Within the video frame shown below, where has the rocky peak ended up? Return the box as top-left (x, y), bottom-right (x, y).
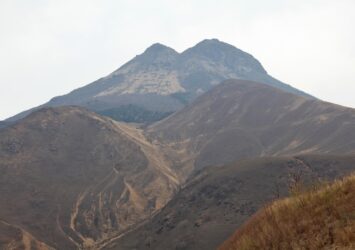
top-left (5, 39), bottom-right (309, 123)
top-left (110, 43), bottom-right (178, 75)
top-left (181, 39), bottom-right (235, 58)
top-left (144, 43), bottom-right (176, 53)
top-left (137, 43), bottom-right (179, 65)
top-left (181, 38), bottom-right (267, 74)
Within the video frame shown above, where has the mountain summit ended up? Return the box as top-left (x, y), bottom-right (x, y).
top-left (124, 43), bottom-right (179, 65)
top-left (6, 39), bottom-right (311, 123)
top-left (181, 38), bottom-right (267, 74)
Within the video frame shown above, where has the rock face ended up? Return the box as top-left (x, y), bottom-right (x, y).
top-left (6, 39), bottom-right (309, 123)
top-left (0, 107), bottom-right (179, 249)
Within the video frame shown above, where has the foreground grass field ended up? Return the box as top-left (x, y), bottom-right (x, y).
top-left (220, 173), bottom-right (355, 250)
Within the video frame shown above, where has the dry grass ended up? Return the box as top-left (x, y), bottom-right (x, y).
top-left (219, 173), bottom-right (355, 250)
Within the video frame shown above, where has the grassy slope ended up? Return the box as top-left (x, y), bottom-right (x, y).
top-left (220, 174), bottom-right (355, 250)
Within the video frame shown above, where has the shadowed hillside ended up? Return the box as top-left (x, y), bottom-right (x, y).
top-left (220, 173), bottom-right (355, 250)
top-left (107, 155), bottom-right (355, 250)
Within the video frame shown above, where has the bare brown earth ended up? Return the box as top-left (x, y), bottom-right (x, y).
top-left (1, 80), bottom-right (355, 249)
top-left (106, 79), bottom-right (355, 249)
top-left (147, 79), bottom-right (355, 178)
top-left (0, 107), bottom-right (179, 249)
top-left (107, 155), bottom-right (355, 250)
top-left (0, 219), bottom-right (54, 250)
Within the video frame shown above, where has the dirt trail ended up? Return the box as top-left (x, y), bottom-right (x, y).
top-left (22, 231), bottom-right (33, 250)
top-left (69, 191), bottom-right (95, 247)
top-left (114, 122), bottom-right (180, 186)
top-left (0, 219), bottom-right (54, 250)
top-left (77, 122), bottom-right (182, 250)
top-left (56, 212), bottom-right (81, 249)
top-left (57, 122), bottom-right (181, 250)
top-left (67, 168), bottom-right (120, 249)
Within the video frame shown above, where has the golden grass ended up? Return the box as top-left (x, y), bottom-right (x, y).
top-left (219, 174), bottom-right (355, 250)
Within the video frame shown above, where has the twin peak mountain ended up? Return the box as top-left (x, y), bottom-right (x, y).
top-left (2, 40), bottom-right (355, 249)
top-left (7, 39), bottom-right (310, 123)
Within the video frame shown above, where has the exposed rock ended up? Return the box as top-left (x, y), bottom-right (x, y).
top-left (6, 39), bottom-right (310, 123)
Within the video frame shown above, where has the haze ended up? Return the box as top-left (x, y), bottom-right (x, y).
top-left (0, 0), bottom-right (354, 120)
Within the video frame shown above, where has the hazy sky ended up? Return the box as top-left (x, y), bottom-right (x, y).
top-left (1, 0), bottom-right (354, 120)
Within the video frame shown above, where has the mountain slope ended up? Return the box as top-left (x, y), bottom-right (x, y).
top-left (0, 122), bottom-right (6, 129)
top-left (219, 173), bottom-right (355, 250)
top-left (107, 155), bottom-right (355, 250)
top-left (6, 39), bottom-right (309, 123)
top-left (0, 107), bottom-right (179, 249)
top-left (147, 79), bottom-right (355, 178)
top-left (2, 79), bottom-right (355, 249)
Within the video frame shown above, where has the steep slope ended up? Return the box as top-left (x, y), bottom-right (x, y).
top-left (6, 39), bottom-right (309, 123)
top-left (220, 173), bottom-right (355, 250)
top-left (107, 155), bottom-right (355, 250)
top-left (178, 39), bottom-right (299, 95)
top-left (0, 107), bottom-right (179, 249)
top-left (148, 79), bottom-right (355, 178)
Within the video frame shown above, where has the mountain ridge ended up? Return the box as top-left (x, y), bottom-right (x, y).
top-left (147, 79), bottom-right (355, 178)
top-left (5, 39), bottom-right (311, 123)
top-left (1, 79), bottom-right (355, 249)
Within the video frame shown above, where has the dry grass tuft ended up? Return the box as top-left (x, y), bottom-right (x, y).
top-left (219, 174), bottom-right (355, 250)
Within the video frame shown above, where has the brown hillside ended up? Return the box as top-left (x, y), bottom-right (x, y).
top-left (2, 79), bottom-right (355, 249)
top-left (108, 155), bottom-right (355, 250)
top-left (148, 79), bottom-right (355, 178)
top-left (0, 107), bottom-right (179, 249)
top-left (220, 173), bottom-right (355, 250)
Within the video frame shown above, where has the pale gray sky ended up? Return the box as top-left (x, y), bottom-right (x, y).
top-left (1, 0), bottom-right (354, 120)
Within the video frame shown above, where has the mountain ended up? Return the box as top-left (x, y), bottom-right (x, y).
top-left (1, 78), bottom-right (355, 249)
top-left (219, 172), bottom-right (355, 250)
top-left (107, 155), bottom-right (355, 250)
top-left (6, 39), bottom-right (310, 123)
top-left (0, 121), bottom-right (8, 129)
top-left (0, 107), bottom-right (179, 249)
top-left (108, 79), bottom-right (355, 249)
top-left (147, 79), bottom-right (355, 178)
